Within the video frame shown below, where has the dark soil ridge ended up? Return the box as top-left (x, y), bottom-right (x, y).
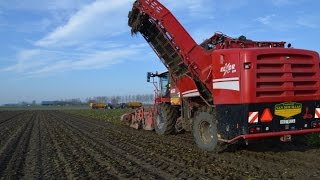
top-left (0, 110), bottom-right (319, 179)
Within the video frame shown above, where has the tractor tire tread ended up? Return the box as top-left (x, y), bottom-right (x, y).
top-left (156, 104), bottom-right (178, 135)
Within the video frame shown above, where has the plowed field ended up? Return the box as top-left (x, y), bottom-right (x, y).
top-left (0, 110), bottom-right (320, 179)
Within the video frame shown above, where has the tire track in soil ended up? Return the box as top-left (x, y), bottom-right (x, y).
top-left (248, 146), bottom-right (320, 178)
top-left (22, 112), bottom-right (44, 179)
top-left (39, 112), bottom-right (68, 179)
top-left (0, 111), bottom-right (25, 125)
top-left (43, 115), bottom-right (79, 180)
top-left (0, 110), bottom-right (319, 179)
top-left (60, 111), bottom-right (320, 179)
top-left (53, 112), bottom-right (196, 178)
top-left (22, 111), bottom-right (66, 179)
top-left (78, 112), bottom-right (244, 178)
top-left (57, 112), bottom-right (249, 178)
top-left (49, 112), bottom-right (167, 179)
top-left (223, 140), bottom-right (320, 178)
top-left (45, 112), bottom-right (121, 179)
top-left (55, 112), bottom-right (240, 179)
top-left (0, 112), bottom-right (35, 179)
top-left (0, 112), bottom-right (28, 148)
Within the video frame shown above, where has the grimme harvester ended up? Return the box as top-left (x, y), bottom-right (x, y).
top-left (122, 0), bottom-right (320, 151)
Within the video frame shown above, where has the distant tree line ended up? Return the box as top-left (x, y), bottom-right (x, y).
top-left (41, 98), bottom-right (83, 106)
top-left (2, 94), bottom-right (155, 107)
top-left (86, 94), bottom-right (154, 105)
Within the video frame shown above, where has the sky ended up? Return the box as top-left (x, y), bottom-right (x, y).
top-left (0, 0), bottom-right (319, 104)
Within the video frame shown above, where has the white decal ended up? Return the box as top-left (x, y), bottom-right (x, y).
top-left (212, 77), bottom-right (240, 91)
top-left (182, 89), bottom-right (200, 97)
top-left (220, 63), bottom-right (236, 76)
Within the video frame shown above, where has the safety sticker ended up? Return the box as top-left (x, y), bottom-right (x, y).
top-left (260, 108), bottom-right (273, 122)
top-left (248, 112), bottom-right (259, 124)
top-left (315, 108), bottom-right (320, 119)
top-left (275, 102), bottom-right (302, 118)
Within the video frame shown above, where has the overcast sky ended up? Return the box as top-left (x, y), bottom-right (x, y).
top-left (0, 0), bottom-right (319, 104)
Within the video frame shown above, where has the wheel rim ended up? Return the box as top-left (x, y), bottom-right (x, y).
top-left (199, 121), bottom-right (214, 144)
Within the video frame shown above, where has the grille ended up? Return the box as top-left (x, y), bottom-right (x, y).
top-left (256, 54), bottom-right (319, 98)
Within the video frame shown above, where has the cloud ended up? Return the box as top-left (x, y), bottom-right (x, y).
top-left (271, 0), bottom-right (291, 6)
top-left (72, 49), bottom-right (134, 70)
top-left (30, 48), bottom-right (142, 76)
top-left (9, 18), bottom-right (55, 34)
top-left (296, 15), bottom-right (319, 28)
top-left (46, 1), bottom-right (93, 10)
top-left (0, 1), bottom-right (80, 34)
top-left (254, 15), bottom-right (289, 32)
top-left (35, 0), bottom-right (132, 47)
top-left (2, 44), bottom-right (145, 77)
top-left (184, 0), bottom-right (212, 17)
top-left (254, 13), bottom-right (319, 32)
top-left (0, 0), bottom-right (143, 77)
top-left (0, 0), bottom-right (92, 11)
top-left (271, 0), bottom-right (307, 7)
top-left (0, 11), bottom-right (5, 26)
top-left (2, 49), bottom-right (56, 73)
top-left (255, 14), bottom-right (276, 25)
top-left (161, 0), bottom-right (215, 19)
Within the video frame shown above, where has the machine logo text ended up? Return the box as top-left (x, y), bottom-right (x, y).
top-left (220, 63), bottom-right (236, 76)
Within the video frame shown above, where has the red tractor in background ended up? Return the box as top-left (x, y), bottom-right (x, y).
top-left (122, 71), bottom-right (176, 132)
top-left (122, 0), bottom-right (320, 151)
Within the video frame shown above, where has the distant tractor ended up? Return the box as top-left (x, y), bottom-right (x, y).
top-left (127, 102), bottom-right (143, 108)
top-left (89, 102), bottom-right (106, 109)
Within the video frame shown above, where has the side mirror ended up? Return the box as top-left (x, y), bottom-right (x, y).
top-left (147, 72), bottom-right (151, 82)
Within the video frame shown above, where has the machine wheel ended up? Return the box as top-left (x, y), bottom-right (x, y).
top-left (155, 104), bottom-right (178, 135)
top-left (193, 112), bottom-right (218, 151)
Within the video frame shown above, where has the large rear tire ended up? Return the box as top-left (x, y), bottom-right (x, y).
top-left (193, 112), bottom-right (218, 151)
top-left (155, 104), bottom-right (178, 135)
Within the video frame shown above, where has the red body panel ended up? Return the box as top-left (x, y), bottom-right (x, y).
top-left (176, 76), bottom-right (198, 97)
top-left (240, 48), bottom-right (320, 104)
top-left (211, 50), bottom-right (241, 104)
top-left (210, 48), bottom-right (320, 104)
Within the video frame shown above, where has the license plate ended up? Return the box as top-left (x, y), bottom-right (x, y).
top-left (280, 119), bottom-right (296, 125)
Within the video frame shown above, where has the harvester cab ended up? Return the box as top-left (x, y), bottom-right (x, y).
top-left (121, 70), bottom-right (180, 132)
top-left (147, 71), bottom-right (170, 98)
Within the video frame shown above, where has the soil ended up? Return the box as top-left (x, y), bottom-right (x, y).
top-left (0, 110), bottom-right (320, 179)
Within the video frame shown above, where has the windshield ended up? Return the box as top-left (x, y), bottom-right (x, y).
top-left (160, 72), bottom-right (169, 97)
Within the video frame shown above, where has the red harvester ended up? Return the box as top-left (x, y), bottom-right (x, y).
top-left (122, 0), bottom-right (320, 151)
